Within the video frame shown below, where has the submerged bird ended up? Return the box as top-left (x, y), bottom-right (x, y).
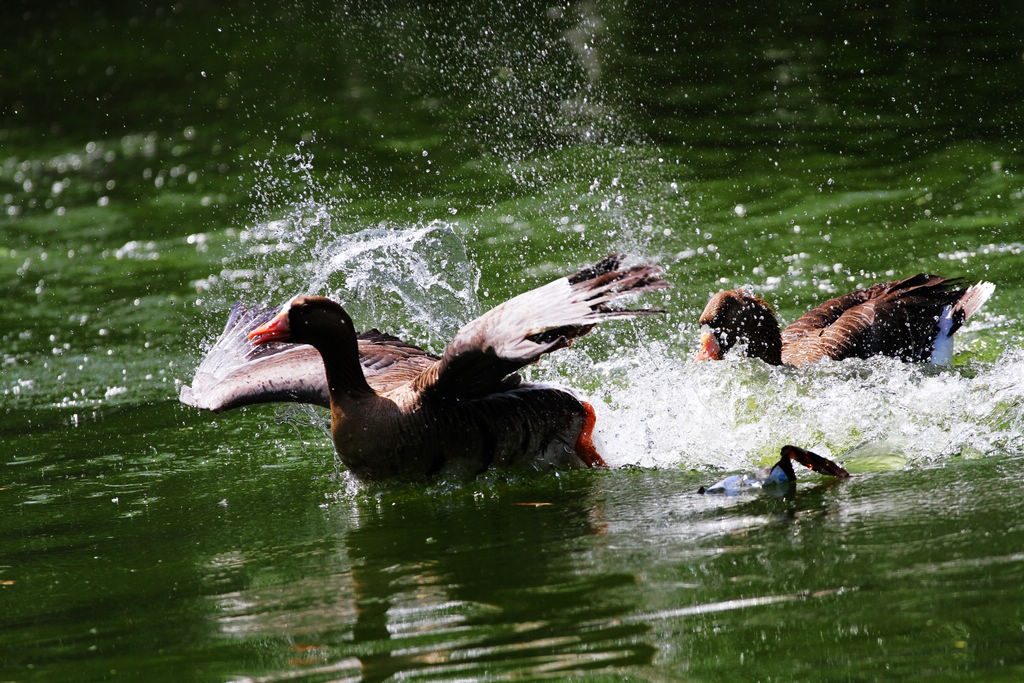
top-left (695, 274), bottom-right (994, 367)
top-left (698, 444), bottom-right (850, 495)
top-left (180, 255), bottom-right (669, 481)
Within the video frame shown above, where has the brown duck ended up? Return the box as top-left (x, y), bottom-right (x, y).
top-left (695, 274), bottom-right (994, 368)
top-left (181, 255), bottom-right (668, 480)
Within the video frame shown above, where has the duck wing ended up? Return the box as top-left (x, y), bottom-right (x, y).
top-left (413, 254), bottom-right (669, 398)
top-left (180, 303), bottom-right (436, 412)
top-left (356, 328), bottom-right (439, 392)
top-left (781, 274), bottom-right (992, 367)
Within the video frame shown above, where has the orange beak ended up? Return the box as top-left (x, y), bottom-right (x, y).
top-left (248, 312), bottom-right (291, 345)
top-left (694, 330), bottom-right (723, 361)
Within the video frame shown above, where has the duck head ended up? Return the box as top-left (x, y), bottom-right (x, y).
top-left (249, 296), bottom-right (356, 348)
top-left (695, 289), bottom-right (783, 365)
top-left (249, 296), bottom-right (372, 396)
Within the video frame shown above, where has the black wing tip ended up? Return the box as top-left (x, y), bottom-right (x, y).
top-left (568, 254), bottom-right (625, 285)
top-left (889, 273), bottom-right (979, 297)
top-left (887, 274), bottom-right (993, 327)
top-left (357, 328), bottom-right (409, 345)
top-left (568, 254), bottom-right (671, 299)
top-left (568, 252), bottom-right (667, 280)
top-left (566, 257), bottom-right (671, 324)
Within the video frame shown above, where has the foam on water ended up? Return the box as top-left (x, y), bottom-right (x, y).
top-left (574, 343), bottom-right (1024, 472)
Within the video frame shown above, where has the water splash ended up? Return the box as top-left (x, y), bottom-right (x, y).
top-left (223, 145), bottom-right (1024, 473)
top-left (301, 221), bottom-right (481, 347)
top-left (208, 69), bottom-right (1022, 475)
top-left (579, 344), bottom-right (1024, 472)
top-left (223, 140), bottom-right (483, 348)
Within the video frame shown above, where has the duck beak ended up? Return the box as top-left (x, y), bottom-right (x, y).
top-left (694, 329), bottom-right (723, 361)
top-left (249, 312), bottom-right (290, 345)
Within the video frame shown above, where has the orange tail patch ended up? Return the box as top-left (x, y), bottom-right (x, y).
top-left (575, 401), bottom-right (608, 468)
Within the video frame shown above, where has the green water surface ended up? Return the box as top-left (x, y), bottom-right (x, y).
top-left (4, 2), bottom-right (1024, 680)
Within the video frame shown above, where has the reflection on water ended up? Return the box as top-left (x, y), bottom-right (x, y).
top-left (183, 453), bottom-right (1024, 680)
top-left (206, 475), bottom-right (654, 679)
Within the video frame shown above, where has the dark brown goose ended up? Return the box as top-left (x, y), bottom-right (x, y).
top-left (695, 274), bottom-right (994, 368)
top-left (181, 255), bottom-right (669, 480)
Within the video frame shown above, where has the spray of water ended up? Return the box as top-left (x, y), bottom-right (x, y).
top-left (204, 5), bottom-right (1023, 474)
top-left (211, 132), bottom-right (1024, 475)
top-left (575, 343), bottom-right (1024, 470)
top-left (238, 200), bottom-right (1024, 472)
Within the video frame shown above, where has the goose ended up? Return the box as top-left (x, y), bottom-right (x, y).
top-left (181, 255), bottom-right (669, 480)
top-left (695, 274), bottom-right (993, 367)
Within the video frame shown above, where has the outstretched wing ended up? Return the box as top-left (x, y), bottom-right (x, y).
top-left (179, 303), bottom-right (436, 412)
top-left (413, 254), bottom-right (670, 398)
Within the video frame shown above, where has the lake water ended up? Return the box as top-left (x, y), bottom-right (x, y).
top-left (4, 2), bottom-right (1024, 679)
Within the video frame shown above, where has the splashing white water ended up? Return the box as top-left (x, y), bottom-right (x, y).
top-left (228, 146), bottom-right (482, 348)
top-left (575, 344), bottom-right (1024, 471)
top-left (298, 221), bottom-right (482, 349)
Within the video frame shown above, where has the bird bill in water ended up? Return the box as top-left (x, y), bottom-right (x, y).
top-left (699, 445), bottom-right (850, 495)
